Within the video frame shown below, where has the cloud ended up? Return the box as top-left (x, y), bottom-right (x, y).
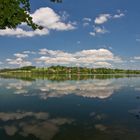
top-left (83, 18), bottom-right (92, 22)
top-left (113, 13), bottom-right (125, 18)
top-left (136, 39), bottom-right (140, 42)
top-left (91, 10), bottom-right (125, 36)
top-left (90, 26), bottom-right (109, 36)
top-left (113, 10), bottom-right (125, 18)
top-left (77, 41), bottom-right (81, 44)
top-left (83, 22), bottom-right (90, 27)
top-left (134, 56), bottom-right (140, 60)
top-left (94, 14), bottom-right (111, 25)
top-left (23, 51), bottom-right (36, 54)
top-left (59, 11), bottom-right (70, 21)
top-left (6, 53), bottom-right (32, 67)
top-left (89, 32), bottom-right (96, 36)
top-left (0, 7), bottom-right (76, 37)
top-left (94, 11), bottom-right (125, 25)
top-left (5, 48), bottom-right (124, 68)
top-left (14, 53), bottom-right (28, 58)
top-left (6, 58), bottom-right (32, 67)
top-left (94, 62), bottom-right (112, 67)
top-left (83, 17), bottom-right (92, 27)
top-left (38, 49), bottom-right (73, 58)
top-left (35, 48), bottom-right (121, 67)
top-left (0, 61), bottom-right (3, 65)
top-left (0, 28), bottom-right (50, 38)
top-left (32, 7), bottom-right (75, 31)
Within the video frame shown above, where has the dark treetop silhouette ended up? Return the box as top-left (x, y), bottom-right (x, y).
top-left (0, 0), bottom-right (62, 30)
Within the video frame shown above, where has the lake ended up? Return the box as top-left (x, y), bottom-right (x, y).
top-left (0, 76), bottom-right (140, 140)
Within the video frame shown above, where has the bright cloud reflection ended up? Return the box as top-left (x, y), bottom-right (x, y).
top-left (2, 77), bottom-right (140, 100)
top-left (0, 111), bottom-right (74, 140)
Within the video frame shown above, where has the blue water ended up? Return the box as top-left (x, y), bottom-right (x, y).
top-left (0, 77), bottom-right (140, 140)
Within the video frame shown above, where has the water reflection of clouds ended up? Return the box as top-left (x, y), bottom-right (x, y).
top-left (4, 126), bottom-right (18, 136)
top-left (128, 107), bottom-right (140, 120)
top-left (95, 124), bottom-right (107, 131)
top-left (94, 123), bottom-right (133, 135)
top-left (37, 79), bottom-right (122, 99)
top-left (6, 80), bottom-right (32, 94)
top-left (2, 78), bottom-right (140, 99)
top-left (0, 111), bottom-right (49, 121)
top-left (90, 112), bottom-right (107, 121)
top-left (20, 118), bottom-right (73, 140)
top-left (0, 111), bottom-right (74, 140)
top-left (134, 88), bottom-right (140, 91)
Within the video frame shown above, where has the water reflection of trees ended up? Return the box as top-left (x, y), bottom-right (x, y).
top-left (0, 74), bottom-right (136, 81)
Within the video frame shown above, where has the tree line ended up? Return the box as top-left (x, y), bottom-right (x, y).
top-left (1, 66), bottom-right (140, 75)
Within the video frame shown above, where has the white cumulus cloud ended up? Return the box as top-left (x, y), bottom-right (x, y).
top-left (113, 10), bottom-right (125, 18)
top-left (32, 7), bottom-right (75, 31)
top-left (90, 26), bottom-right (108, 36)
top-left (0, 7), bottom-right (76, 37)
top-left (94, 61), bottom-right (112, 68)
top-left (5, 48), bottom-right (124, 68)
top-left (94, 14), bottom-right (111, 25)
top-left (6, 53), bottom-right (32, 67)
top-left (91, 10), bottom-right (125, 36)
top-left (35, 48), bottom-right (121, 67)
top-left (83, 17), bottom-right (92, 27)
top-left (83, 18), bottom-right (92, 22)
top-left (94, 11), bottom-right (125, 25)
top-left (14, 53), bottom-right (28, 58)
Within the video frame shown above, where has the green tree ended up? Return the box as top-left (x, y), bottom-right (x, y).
top-left (0, 0), bottom-right (62, 30)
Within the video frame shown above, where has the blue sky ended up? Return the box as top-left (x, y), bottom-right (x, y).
top-left (0, 0), bottom-right (140, 69)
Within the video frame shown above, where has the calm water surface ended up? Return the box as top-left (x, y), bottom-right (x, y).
top-left (0, 76), bottom-right (140, 140)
